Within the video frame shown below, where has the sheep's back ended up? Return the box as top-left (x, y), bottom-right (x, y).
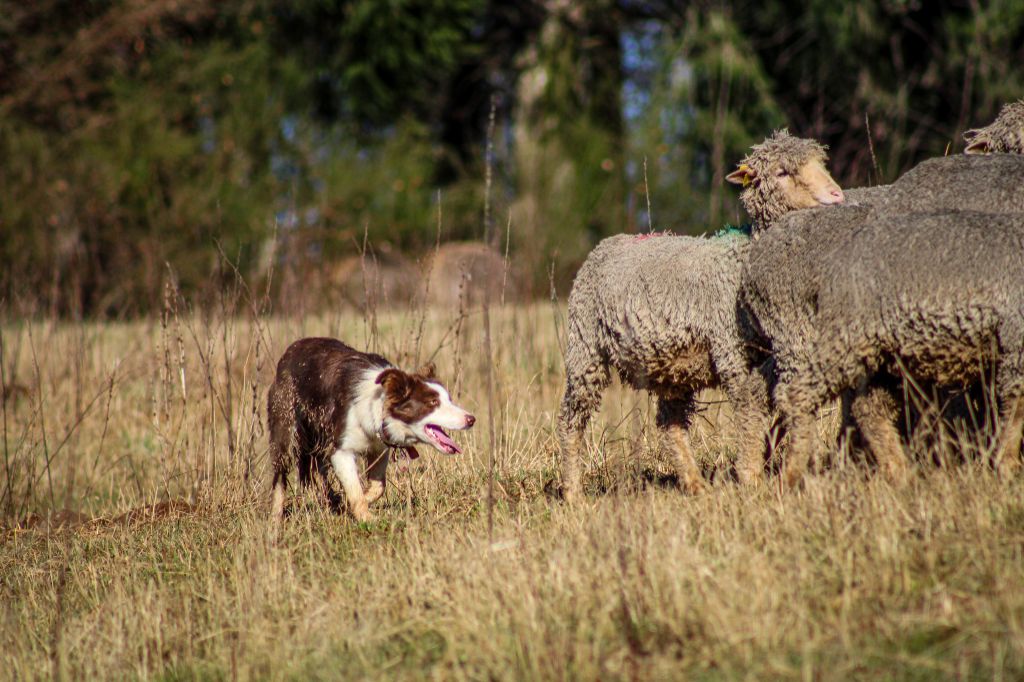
top-left (844, 184), bottom-right (892, 208)
top-left (569, 232), bottom-right (749, 390)
top-left (873, 154), bottom-right (1024, 216)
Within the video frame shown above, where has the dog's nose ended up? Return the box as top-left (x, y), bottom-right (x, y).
top-left (465, 414), bottom-right (476, 428)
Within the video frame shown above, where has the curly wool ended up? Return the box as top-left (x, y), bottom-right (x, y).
top-left (562, 232), bottom-right (759, 408)
top-left (835, 153), bottom-right (1023, 213)
top-left (870, 154), bottom-right (1024, 215)
top-left (559, 231), bottom-right (771, 491)
top-left (558, 130), bottom-right (841, 494)
top-left (965, 100), bottom-right (1024, 154)
top-left (736, 129), bottom-right (829, 231)
top-left (744, 209), bottom-right (1024, 482)
top-left (768, 210), bottom-right (1024, 407)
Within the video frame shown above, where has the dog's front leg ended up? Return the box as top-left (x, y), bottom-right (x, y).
top-left (331, 448), bottom-right (372, 522)
top-left (364, 450), bottom-right (388, 506)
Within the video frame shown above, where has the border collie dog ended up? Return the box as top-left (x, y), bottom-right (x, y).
top-left (268, 338), bottom-right (475, 522)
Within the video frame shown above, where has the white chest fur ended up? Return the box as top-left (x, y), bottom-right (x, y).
top-left (338, 371), bottom-right (388, 457)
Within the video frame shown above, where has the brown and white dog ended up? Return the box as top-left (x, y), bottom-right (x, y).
top-left (268, 338), bottom-right (474, 522)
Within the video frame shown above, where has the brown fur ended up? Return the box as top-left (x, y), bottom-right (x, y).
top-left (267, 338), bottom-right (440, 520)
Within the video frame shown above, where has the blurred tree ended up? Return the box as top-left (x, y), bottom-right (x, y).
top-left (511, 0), bottom-right (626, 288)
top-left (1, 0), bottom-right (1022, 315)
top-left (268, 0), bottom-right (484, 127)
top-left (730, 0), bottom-right (1024, 185)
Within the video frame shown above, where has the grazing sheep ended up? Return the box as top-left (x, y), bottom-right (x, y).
top-left (744, 209), bottom-right (1024, 487)
top-left (558, 130), bottom-right (844, 499)
top-left (964, 100), bottom-right (1024, 155)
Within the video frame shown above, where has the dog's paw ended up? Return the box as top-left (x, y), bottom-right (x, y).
top-left (350, 502), bottom-right (373, 524)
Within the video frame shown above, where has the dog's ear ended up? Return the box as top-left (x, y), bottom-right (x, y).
top-left (415, 361), bottom-right (437, 380)
top-left (376, 368), bottom-right (411, 400)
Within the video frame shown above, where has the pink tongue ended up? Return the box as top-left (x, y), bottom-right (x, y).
top-left (426, 425), bottom-right (461, 454)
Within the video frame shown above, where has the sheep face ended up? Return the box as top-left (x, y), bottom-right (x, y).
top-left (726, 129), bottom-right (844, 232)
top-left (964, 100), bottom-right (1024, 155)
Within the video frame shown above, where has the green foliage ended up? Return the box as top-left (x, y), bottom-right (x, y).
top-left (511, 1), bottom-right (626, 290)
top-left (291, 119), bottom-right (482, 257)
top-left (730, 0), bottom-right (1024, 184)
top-left (1, 0), bottom-right (1022, 314)
top-left (627, 10), bottom-right (786, 234)
top-left (270, 0), bottom-right (484, 126)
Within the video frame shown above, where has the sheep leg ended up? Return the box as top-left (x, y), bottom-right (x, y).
top-left (656, 395), bottom-right (707, 495)
top-left (850, 381), bottom-right (909, 484)
top-left (994, 393), bottom-right (1024, 477)
top-left (776, 377), bottom-right (828, 490)
top-left (838, 389), bottom-right (865, 456)
top-left (782, 414), bottom-right (817, 490)
top-left (721, 372), bottom-right (770, 486)
top-left (557, 366), bottom-right (609, 502)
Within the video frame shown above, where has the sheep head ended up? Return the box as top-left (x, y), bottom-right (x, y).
top-left (964, 100), bottom-right (1024, 155)
top-left (726, 129), bottom-right (844, 232)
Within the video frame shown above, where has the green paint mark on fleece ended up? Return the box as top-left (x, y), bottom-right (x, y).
top-left (713, 223), bottom-right (753, 239)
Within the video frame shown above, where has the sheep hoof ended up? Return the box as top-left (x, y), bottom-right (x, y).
top-left (560, 484), bottom-right (581, 504)
top-left (996, 455), bottom-right (1021, 481)
top-left (681, 476), bottom-right (709, 496)
top-left (782, 470), bottom-right (806, 492)
top-left (882, 462), bottom-right (910, 486)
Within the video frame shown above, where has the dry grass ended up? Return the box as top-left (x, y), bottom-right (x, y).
top-left (2, 301), bottom-right (1024, 680)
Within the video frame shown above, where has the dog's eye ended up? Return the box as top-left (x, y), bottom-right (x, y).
top-left (430, 399), bottom-right (440, 408)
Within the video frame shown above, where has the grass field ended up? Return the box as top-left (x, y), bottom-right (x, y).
top-left (3, 300), bottom-right (1024, 680)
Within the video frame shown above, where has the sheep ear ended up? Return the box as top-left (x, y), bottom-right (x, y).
top-left (963, 134), bottom-right (991, 155)
top-left (415, 361), bottom-right (437, 379)
top-left (963, 127), bottom-right (990, 155)
top-left (726, 164), bottom-right (755, 187)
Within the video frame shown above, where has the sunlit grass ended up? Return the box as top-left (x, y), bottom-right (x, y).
top-left (2, 303), bottom-right (1023, 680)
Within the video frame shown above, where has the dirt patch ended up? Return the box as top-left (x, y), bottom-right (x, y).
top-left (105, 500), bottom-right (195, 526)
top-left (9, 499), bottom-right (196, 535)
top-left (14, 508), bottom-right (92, 531)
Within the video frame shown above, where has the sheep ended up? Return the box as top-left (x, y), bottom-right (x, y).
top-left (743, 207), bottom-right (1024, 488)
top-left (557, 130), bottom-right (845, 499)
top-left (964, 99), bottom-right (1024, 155)
top-left (842, 185), bottom-right (891, 207)
top-left (744, 107), bottom-right (1024, 478)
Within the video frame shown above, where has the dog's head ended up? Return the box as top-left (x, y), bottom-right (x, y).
top-left (376, 362), bottom-right (475, 455)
